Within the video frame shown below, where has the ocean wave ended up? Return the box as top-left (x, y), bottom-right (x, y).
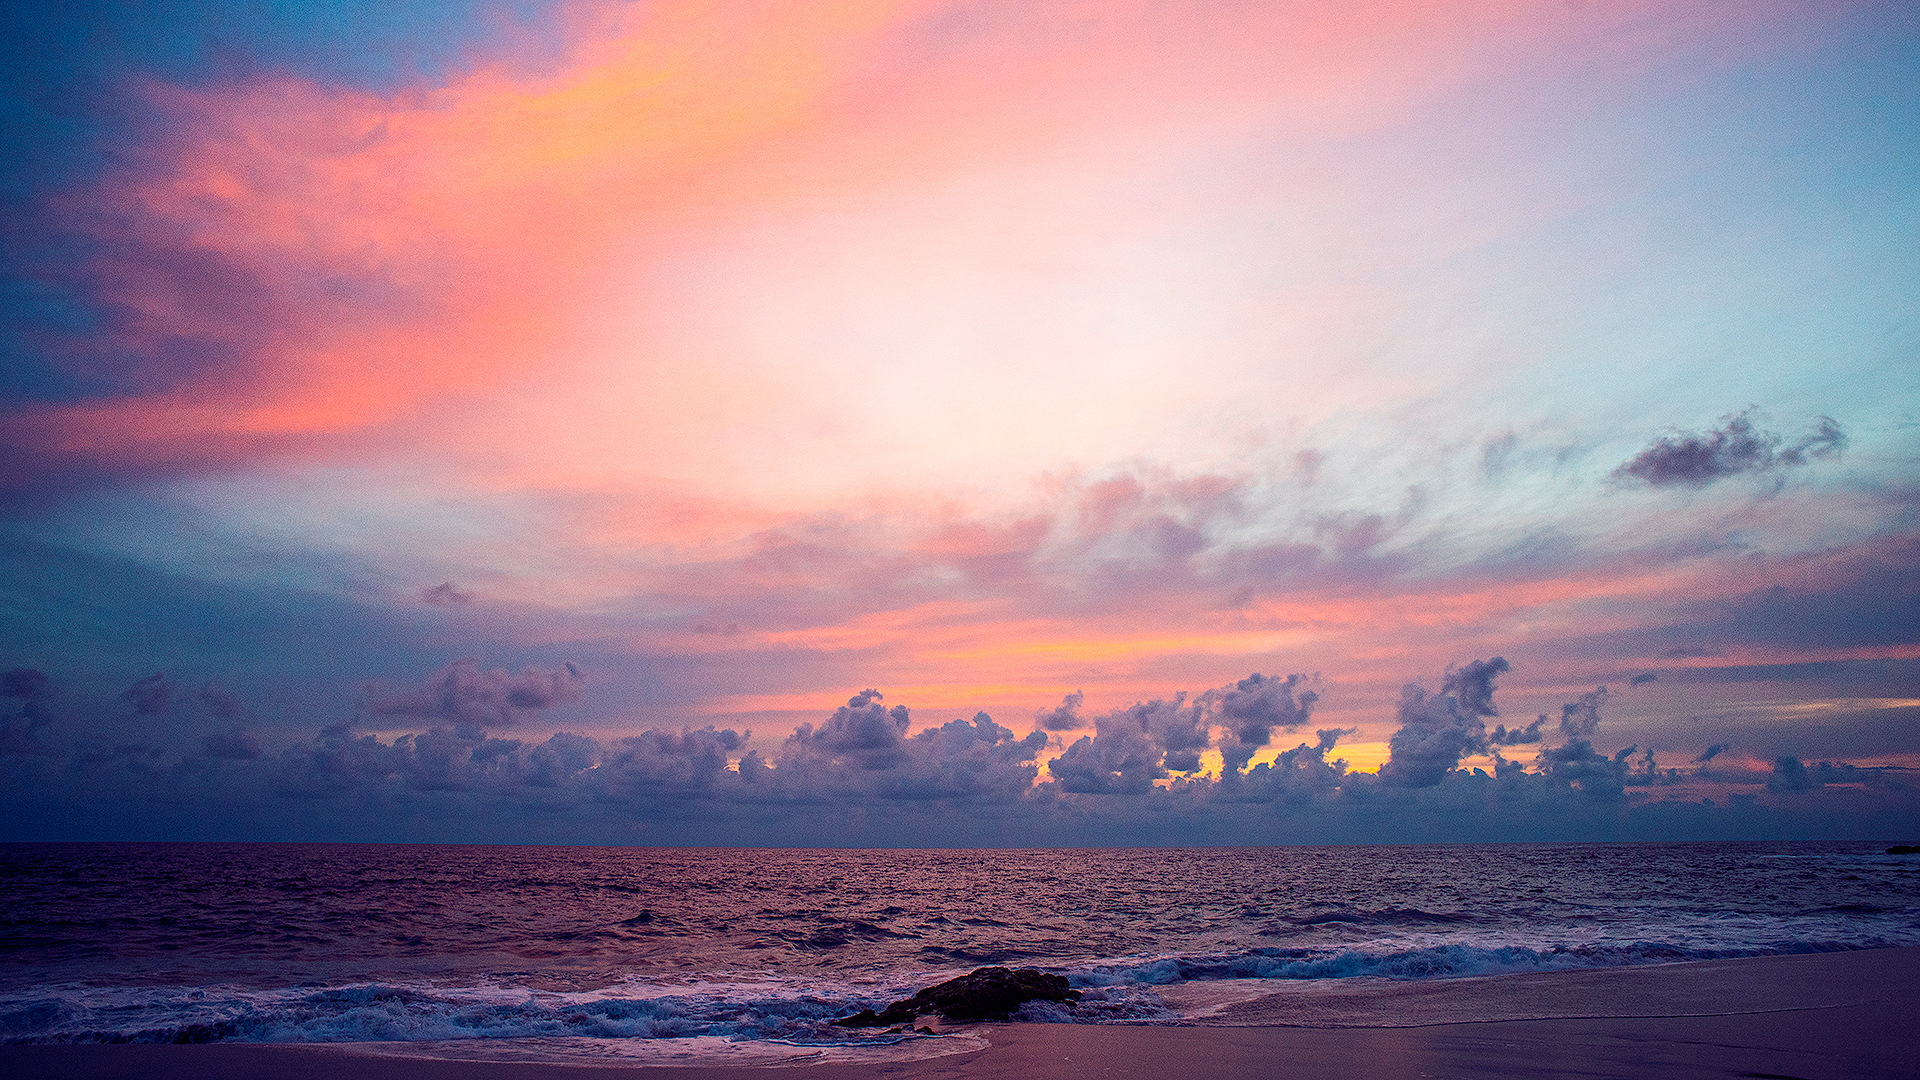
top-left (1286, 908), bottom-right (1483, 927)
top-left (0, 979), bottom-right (897, 1046)
top-left (1068, 937), bottom-right (1894, 990)
top-left (9, 932), bottom-right (1915, 1045)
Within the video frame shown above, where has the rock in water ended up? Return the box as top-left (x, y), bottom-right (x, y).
top-left (833, 966), bottom-right (1081, 1026)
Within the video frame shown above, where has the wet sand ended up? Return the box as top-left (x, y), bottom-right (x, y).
top-left (7, 947), bottom-right (1916, 1079)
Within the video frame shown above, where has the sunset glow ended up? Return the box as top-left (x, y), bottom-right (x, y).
top-left (3, 0), bottom-right (1916, 843)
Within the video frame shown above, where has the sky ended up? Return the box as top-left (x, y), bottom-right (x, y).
top-left (2, 0), bottom-right (1917, 845)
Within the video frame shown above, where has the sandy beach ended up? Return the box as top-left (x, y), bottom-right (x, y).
top-left (6, 947), bottom-right (1915, 1079)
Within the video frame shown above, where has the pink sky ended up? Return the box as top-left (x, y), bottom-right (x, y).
top-left (3, 0), bottom-right (1916, 840)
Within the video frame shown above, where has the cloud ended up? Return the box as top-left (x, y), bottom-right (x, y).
top-left (1, 667), bottom-right (56, 754)
top-left (1763, 756), bottom-right (1903, 795)
top-left (787, 689), bottom-right (913, 771)
top-left (370, 658), bottom-right (584, 730)
top-left (199, 683), bottom-right (247, 725)
top-left (2, 668), bottom-right (53, 726)
top-left (1048, 711), bottom-right (1169, 795)
top-left (198, 682), bottom-right (261, 759)
top-left (421, 582), bottom-right (474, 606)
top-left (1613, 409), bottom-right (1846, 488)
top-left (1630, 671), bottom-right (1658, 686)
top-left (1489, 715), bottom-right (1546, 746)
top-left (121, 673), bottom-right (176, 716)
top-left (1695, 743), bottom-right (1728, 763)
top-left (1035, 690), bottom-right (1084, 732)
top-left (1377, 657), bottom-right (1509, 788)
top-left (1225, 726), bottom-right (1355, 801)
top-left (1048, 672), bottom-right (1319, 789)
top-left (770, 690), bottom-right (1050, 802)
top-left (5, 657), bottom-right (1917, 844)
top-left (1558, 686), bottom-right (1607, 739)
top-left (203, 728), bottom-right (263, 760)
top-left (1206, 673), bottom-right (1318, 773)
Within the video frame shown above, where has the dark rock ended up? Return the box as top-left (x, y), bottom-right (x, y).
top-left (832, 966), bottom-right (1081, 1026)
top-left (1887, 845), bottom-right (1920, 855)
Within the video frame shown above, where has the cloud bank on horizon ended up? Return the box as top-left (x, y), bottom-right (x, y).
top-left (2, 0), bottom-right (1916, 842)
top-left (3, 658), bottom-right (1913, 844)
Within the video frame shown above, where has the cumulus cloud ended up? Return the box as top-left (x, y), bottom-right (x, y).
top-left (788, 689), bottom-right (913, 770)
top-left (6, 658), bottom-right (1913, 844)
top-left (1047, 673), bottom-right (1319, 790)
top-left (1489, 715), bottom-right (1545, 746)
top-left (1695, 744), bottom-right (1728, 763)
top-left (1224, 726), bottom-right (1355, 801)
top-left (1036, 690), bottom-right (1085, 732)
top-left (371, 658), bottom-right (584, 731)
top-left (1206, 673), bottom-right (1318, 773)
top-left (1047, 710), bottom-right (1168, 794)
top-left (771, 691), bottom-right (1050, 801)
top-left (1613, 409), bottom-right (1846, 488)
top-left (1377, 657), bottom-right (1509, 787)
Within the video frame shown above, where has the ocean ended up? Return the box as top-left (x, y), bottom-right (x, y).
top-left (3, 842), bottom-right (1917, 1064)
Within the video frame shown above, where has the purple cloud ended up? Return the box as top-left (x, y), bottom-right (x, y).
top-left (1614, 410), bottom-right (1845, 488)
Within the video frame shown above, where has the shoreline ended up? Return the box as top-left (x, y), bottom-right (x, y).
top-left (6, 947), bottom-right (1916, 1079)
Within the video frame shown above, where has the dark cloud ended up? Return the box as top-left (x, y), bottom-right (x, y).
top-left (1695, 744), bottom-right (1728, 763)
top-left (197, 683), bottom-right (260, 759)
top-left (2, 667), bottom-right (52, 725)
top-left (1712, 538), bottom-right (1920, 652)
top-left (1207, 673), bottom-right (1317, 746)
top-left (1489, 715), bottom-right (1545, 746)
top-left (1533, 739), bottom-right (1632, 800)
top-left (1377, 658), bottom-right (1509, 788)
top-left (202, 728), bottom-right (263, 760)
top-left (421, 582), bottom-right (474, 606)
top-left (1762, 756), bottom-right (1907, 795)
top-left (1206, 673), bottom-right (1318, 773)
top-left (1558, 687), bottom-right (1607, 739)
top-left (1223, 727), bottom-right (1356, 802)
top-left (4, 660), bottom-right (1916, 844)
top-left (1049, 712), bottom-right (1168, 794)
top-left (1660, 645), bottom-right (1716, 659)
top-left (598, 728), bottom-right (744, 796)
top-left (788, 689), bottom-right (913, 771)
top-left (1777, 417), bottom-right (1849, 467)
top-left (370, 658), bottom-right (584, 731)
top-left (1613, 409), bottom-right (1845, 488)
top-left (771, 691), bottom-right (1049, 801)
top-left (1035, 690), bottom-right (1085, 732)
top-left (1630, 671), bottom-right (1658, 686)
top-left (120, 673), bottom-right (176, 715)
top-left (1, 667), bottom-right (56, 754)
top-left (1049, 674), bottom-right (1320, 790)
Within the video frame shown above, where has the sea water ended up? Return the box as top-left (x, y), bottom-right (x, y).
top-left (2, 842), bottom-right (1916, 1061)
